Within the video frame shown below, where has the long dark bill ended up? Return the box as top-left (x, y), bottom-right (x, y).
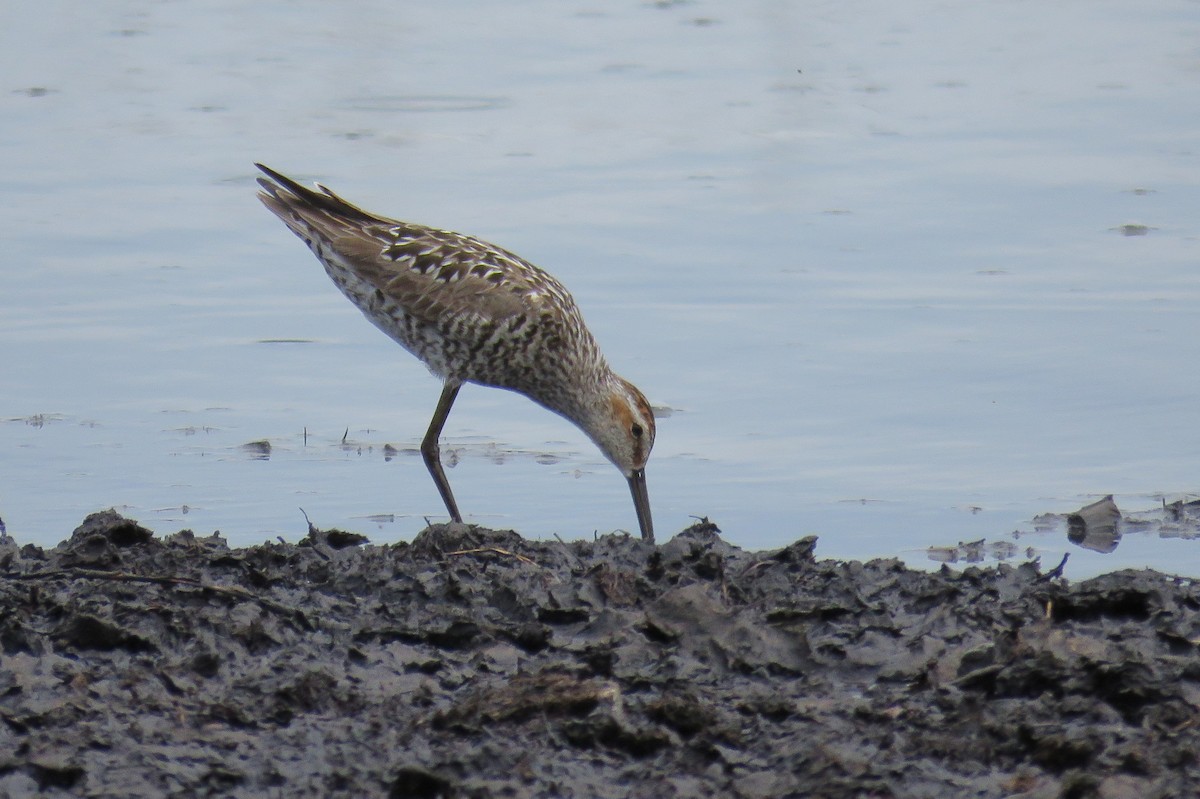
top-left (628, 468), bottom-right (654, 543)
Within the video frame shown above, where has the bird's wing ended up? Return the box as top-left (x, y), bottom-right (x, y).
top-left (255, 164), bottom-right (568, 327)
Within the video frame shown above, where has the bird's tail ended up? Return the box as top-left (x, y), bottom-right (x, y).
top-left (254, 163), bottom-right (385, 238)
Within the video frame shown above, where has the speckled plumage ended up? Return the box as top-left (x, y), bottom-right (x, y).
top-left (255, 164), bottom-right (656, 540)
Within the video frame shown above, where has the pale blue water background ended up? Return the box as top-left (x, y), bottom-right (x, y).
top-left (2, 0), bottom-right (1198, 579)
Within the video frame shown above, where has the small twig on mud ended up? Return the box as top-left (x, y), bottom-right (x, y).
top-left (1036, 553), bottom-right (1069, 583)
top-left (1, 568), bottom-right (313, 629)
top-left (299, 507), bottom-right (318, 536)
top-left (446, 547), bottom-right (538, 566)
top-left (952, 663), bottom-right (1005, 689)
top-left (739, 560), bottom-right (774, 578)
top-left (552, 533), bottom-right (586, 570)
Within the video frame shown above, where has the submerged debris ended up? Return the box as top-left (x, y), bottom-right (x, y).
top-left (1067, 494), bottom-right (1123, 553)
top-left (240, 439), bottom-right (272, 459)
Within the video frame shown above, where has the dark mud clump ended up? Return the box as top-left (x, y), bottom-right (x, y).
top-left (2, 510), bottom-right (1198, 798)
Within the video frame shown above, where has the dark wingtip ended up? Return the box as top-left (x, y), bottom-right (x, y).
top-left (254, 163), bottom-right (310, 195)
top-left (251, 164), bottom-right (377, 223)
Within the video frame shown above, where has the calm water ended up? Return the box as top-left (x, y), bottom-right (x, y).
top-left (2, 0), bottom-right (1198, 579)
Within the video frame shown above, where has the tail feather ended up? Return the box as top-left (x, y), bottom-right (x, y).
top-left (254, 163), bottom-right (380, 226)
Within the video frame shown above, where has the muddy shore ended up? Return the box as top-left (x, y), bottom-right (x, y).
top-left (1, 511), bottom-right (1197, 798)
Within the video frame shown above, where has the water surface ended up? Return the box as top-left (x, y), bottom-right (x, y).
top-left (2, 0), bottom-right (1198, 579)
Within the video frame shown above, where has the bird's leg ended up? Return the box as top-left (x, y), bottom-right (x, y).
top-left (421, 381), bottom-right (463, 523)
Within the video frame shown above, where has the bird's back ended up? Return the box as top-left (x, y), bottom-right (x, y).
top-left (256, 166), bottom-right (606, 408)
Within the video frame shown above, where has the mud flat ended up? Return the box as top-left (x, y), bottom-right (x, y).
top-left (1, 511), bottom-right (1197, 798)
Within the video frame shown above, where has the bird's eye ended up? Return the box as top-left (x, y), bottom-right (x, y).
top-left (631, 423), bottom-right (644, 438)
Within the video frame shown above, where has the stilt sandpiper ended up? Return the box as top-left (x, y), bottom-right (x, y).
top-left (255, 164), bottom-right (656, 541)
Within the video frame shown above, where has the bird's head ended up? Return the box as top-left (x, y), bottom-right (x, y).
top-left (587, 376), bottom-right (655, 541)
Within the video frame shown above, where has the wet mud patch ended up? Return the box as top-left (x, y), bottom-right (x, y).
top-left (1, 510), bottom-right (1198, 797)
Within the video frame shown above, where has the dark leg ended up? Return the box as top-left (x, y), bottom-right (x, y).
top-left (421, 381), bottom-right (463, 523)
